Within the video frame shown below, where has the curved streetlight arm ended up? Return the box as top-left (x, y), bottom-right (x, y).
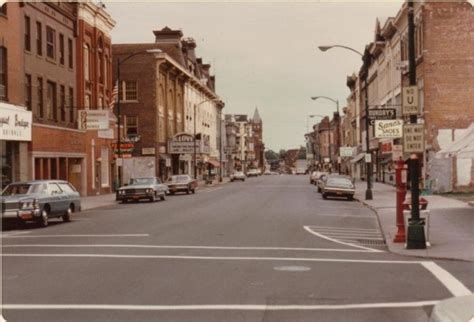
top-left (318, 45), bottom-right (363, 57)
top-left (311, 96), bottom-right (339, 114)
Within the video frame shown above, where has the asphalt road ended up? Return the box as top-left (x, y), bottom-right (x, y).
top-left (1, 175), bottom-right (473, 322)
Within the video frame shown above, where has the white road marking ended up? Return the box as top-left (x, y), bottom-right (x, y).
top-left (2, 253), bottom-right (419, 264)
top-left (311, 231), bottom-right (382, 237)
top-left (0, 301), bottom-right (440, 311)
top-left (421, 262), bottom-right (472, 297)
top-left (312, 213), bottom-right (374, 218)
top-left (310, 226), bottom-right (380, 232)
top-left (335, 236), bottom-right (384, 240)
top-left (2, 244), bottom-right (374, 253)
top-left (200, 187), bottom-right (223, 193)
top-left (0, 231), bottom-right (32, 237)
top-left (2, 234), bottom-right (149, 239)
top-left (303, 226), bottom-right (384, 252)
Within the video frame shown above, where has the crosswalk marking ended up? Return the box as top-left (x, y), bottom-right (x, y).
top-left (304, 226), bottom-right (386, 252)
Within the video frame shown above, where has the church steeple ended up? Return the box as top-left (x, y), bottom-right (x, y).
top-left (252, 107), bottom-right (261, 123)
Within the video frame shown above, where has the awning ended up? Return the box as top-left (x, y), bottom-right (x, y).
top-left (350, 153), bottom-right (365, 164)
top-left (381, 155), bottom-right (393, 165)
top-left (159, 154), bottom-right (171, 160)
top-left (206, 159), bottom-right (220, 167)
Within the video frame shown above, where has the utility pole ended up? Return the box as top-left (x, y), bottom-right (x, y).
top-left (406, 0), bottom-right (426, 249)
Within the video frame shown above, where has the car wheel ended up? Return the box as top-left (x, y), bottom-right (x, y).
top-left (62, 206), bottom-right (72, 222)
top-left (121, 199), bottom-right (128, 204)
top-left (39, 209), bottom-right (49, 228)
top-left (186, 187), bottom-right (190, 194)
top-left (348, 195), bottom-right (354, 201)
top-left (192, 188), bottom-right (196, 194)
top-left (322, 193), bottom-right (328, 200)
top-left (160, 194), bottom-right (166, 201)
top-left (317, 187), bottom-right (321, 193)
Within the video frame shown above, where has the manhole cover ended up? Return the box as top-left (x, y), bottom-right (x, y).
top-left (273, 266), bottom-right (311, 272)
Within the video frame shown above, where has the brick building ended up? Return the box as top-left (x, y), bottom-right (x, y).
top-left (250, 108), bottom-right (265, 172)
top-left (112, 28), bottom-right (223, 183)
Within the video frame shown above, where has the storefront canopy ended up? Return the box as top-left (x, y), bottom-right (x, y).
top-left (207, 159), bottom-right (220, 167)
top-left (350, 153), bottom-right (366, 163)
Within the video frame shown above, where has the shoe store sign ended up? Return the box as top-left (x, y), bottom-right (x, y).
top-left (0, 102), bottom-right (32, 141)
top-left (375, 119), bottom-right (403, 138)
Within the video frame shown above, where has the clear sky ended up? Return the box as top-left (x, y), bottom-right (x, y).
top-left (105, 0), bottom-right (403, 151)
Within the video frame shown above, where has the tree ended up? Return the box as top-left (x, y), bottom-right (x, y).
top-left (265, 149), bottom-right (279, 160)
top-left (279, 149), bottom-right (287, 160)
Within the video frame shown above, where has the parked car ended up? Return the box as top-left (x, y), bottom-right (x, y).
top-left (116, 177), bottom-right (168, 203)
top-left (230, 171), bottom-right (246, 182)
top-left (322, 177), bottom-right (356, 200)
top-left (1, 180), bottom-right (81, 227)
top-left (310, 171), bottom-right (325, 185)
top-left (264, 170), bottom-right (272, 175)
top-left (316, 173), bottom-right (338, 193)
top-left (166, 175), bottom-right (197, 194)
top-left (247, 169), bottom-right (259, 177)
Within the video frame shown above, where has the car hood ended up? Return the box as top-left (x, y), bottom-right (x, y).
top-left (119, 184), bottom-right (154, 190)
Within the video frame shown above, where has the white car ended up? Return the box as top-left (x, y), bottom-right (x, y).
top-left (247, 169), bottom-right (259, 177)
top-left (230, 171), bottom-right (246, 182)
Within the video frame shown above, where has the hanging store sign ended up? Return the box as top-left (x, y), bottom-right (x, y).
top-left (78, 110), bottom-right (109, 130)
top-left (0, 103), bottom-right (32, 141)
top-left (339, 147), bottom-right (354, 157)
top-left (403, 124), bottom-right (425, 153)
top-left (368, 108), bottom-right (396, 126)
top-left (402, 86), bottom-right (419, 115)
top-left (375, 119), bottom-right (403, 139)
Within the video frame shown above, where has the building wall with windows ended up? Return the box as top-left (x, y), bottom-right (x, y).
top-left (0, 2), bottom-right (31, 189)
top-left (76, 2), bottom-right (116, 195)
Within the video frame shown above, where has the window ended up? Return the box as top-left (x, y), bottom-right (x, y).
top-left (25, 74), bottom-right (32, 110)
top-left (83, 44), bottom-right (90, 81)
top-left (46, 81), bottom-right (56, 120)
top-left (46, 26), bottom-right (55, 59)
top-left (24, 16), bottom-right (31, 51)
top-left (60, 85), bottom-right (65, 121)
top-left (0, 47), bottom-right (6, 101)
top-left (104, 55), bottom-right (108, 87)
top-left (121, 80), bottom-right (137, 101)
top-left (37, 77), bottom-right (43, 118)
top-left (67, 38), bottom-right (73, 69)
top-left (98, 54), bottom-right (104, 83)
top-left (68, 87), bottom-right (74, 123)
top-left (36, 22), bottom-right (42, 56)
top-left (125, 116), bottom-right (138, 137)
top-left (59, 34), bottom-right (64, 65)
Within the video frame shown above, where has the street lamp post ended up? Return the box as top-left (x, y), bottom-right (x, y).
top-left (115, 49), bottom-right (161, 188)
top-left (193, 98), bottom-right (222, 180)
top-left (318, 45), bottom-right (373, 200)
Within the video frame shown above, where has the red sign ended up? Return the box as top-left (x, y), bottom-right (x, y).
top-left (381, 142), bottom-right (392, 153)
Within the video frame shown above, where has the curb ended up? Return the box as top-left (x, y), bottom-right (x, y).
top-left (429, 295), bottom-right (474, 322)
top-left (469, 201), bottom-right (474, 207)
top-left (355, 197), bottom-right (474, 262)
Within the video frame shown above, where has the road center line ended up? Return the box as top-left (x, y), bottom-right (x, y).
top-left (0, 301), bottom-right (440, 311)
top-left (1, 234), bottom-right (150, 239)
top-left (1, 253), bottom-right (421, 264)
top-left (421, 262), bottom-right (472, 297)
top-left (2, 244), bottom-right (375, 253)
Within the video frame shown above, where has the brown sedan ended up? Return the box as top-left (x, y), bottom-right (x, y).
top-left (166, 175), bottom-right (198, 195)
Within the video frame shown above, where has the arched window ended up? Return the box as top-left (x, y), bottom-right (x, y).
top-left (98, 38), bottom-right (104, 84)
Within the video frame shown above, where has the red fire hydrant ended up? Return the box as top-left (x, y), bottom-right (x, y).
top-left (394, 159), bottom-right (407, 243)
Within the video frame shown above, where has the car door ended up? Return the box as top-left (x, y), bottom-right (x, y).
top-left (48, 183), bottom-right (67, 216)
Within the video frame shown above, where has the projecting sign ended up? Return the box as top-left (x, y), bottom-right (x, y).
top-left (402, 86), bottom-right (419, 115)
top-left (375, 119), bottom-right (403, 139)
top-left (0, 103), bottom-right (32, 141)
top-left (368, 108), bottom-right (396, 126)
top-left (339, 147), bottom-right (354, 157)
top-left (365, 153), bottom-right (372, 163)
top-left (78, 110), bottom-right (109, 130)
top-left (403, 124), bottom-right (425, 153)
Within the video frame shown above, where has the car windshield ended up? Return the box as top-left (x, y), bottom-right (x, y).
top-left (326, 178), bottom-right (354, 188)
top-left (170, 175), bottom-right (189, 183)
top-left (130, 178), bottom-right (155, 185)
top-left (1, 183), bottom-right (45, 196)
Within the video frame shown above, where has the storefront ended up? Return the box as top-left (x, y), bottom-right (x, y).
top-left (0, 102), bottom-right (32, 189)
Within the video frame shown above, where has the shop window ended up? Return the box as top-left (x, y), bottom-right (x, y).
top-left (46, 26), bottom-right (55, 59)
top-left (24, 16), bottom-right (31, 52)
top-left (0, 47), bottom-right (6, 101)
top-left (36, 21), bottom-right (42, 56)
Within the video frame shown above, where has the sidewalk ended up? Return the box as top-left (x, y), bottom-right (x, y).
top-left (354, 180), bottom-right (474, 262)
top-left (80, 177), bottom-right (231, 211)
